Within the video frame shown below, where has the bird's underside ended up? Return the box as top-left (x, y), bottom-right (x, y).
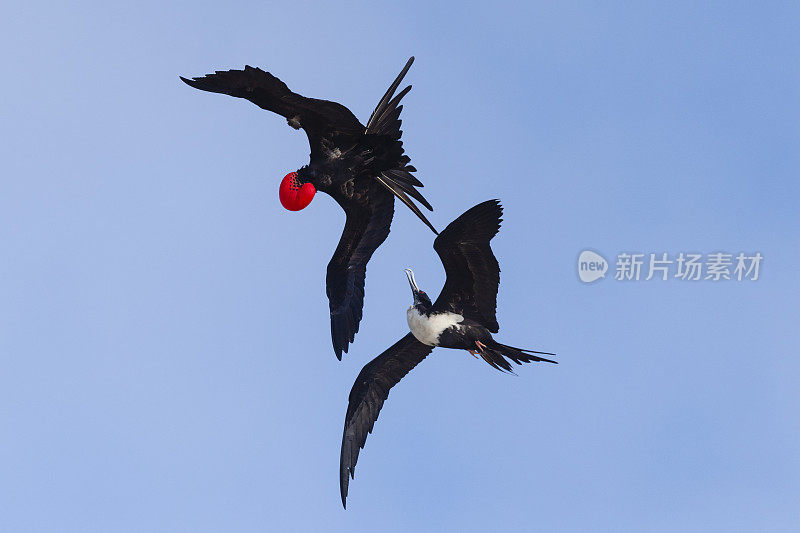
top-left (181, 57), bottom-right (436, 359)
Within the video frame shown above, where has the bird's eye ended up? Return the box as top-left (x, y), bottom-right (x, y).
top-left (279, 172), bottom-right (316, 211)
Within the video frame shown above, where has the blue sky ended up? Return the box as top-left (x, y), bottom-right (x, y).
top-left (2, 1), bottom-right (799, 531)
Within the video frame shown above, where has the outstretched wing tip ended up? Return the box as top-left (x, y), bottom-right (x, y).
top-left (340, 470), bottom-right (349, 509)
top-left (331, 317), bottom-right (356, 360)
top-left (338, 334), bottom-right (433, 507)
top-left (486, 198), bottom-right (503, 212)
top-left (179, 75), bottom-right (198, 88)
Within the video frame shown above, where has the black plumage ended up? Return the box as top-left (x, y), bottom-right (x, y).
top-left (339, 333), bottom-right (433, 508)
top-left (181, 57), bottom-right (436, 360)
top-left (339, 200), bottom-right (556, 507)
top-left (432, 199), bottom-right (502, 333)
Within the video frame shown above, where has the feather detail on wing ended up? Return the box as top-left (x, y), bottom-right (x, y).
top-left (180, 66), bottom-right (364, 160)
top-left (365, 57), bottom-right (437, 233)
top-left (339, 333), bottom-right (434, 508)
top-left (432, 200), bottom-right (503, 331)
top-left (326, 183), bottom-right (394, 359)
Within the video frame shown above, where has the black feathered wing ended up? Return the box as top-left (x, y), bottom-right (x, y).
top-left (180, 66), bottom-right (364, 161)
top-left (326, 181), bottom-right (394, 359)
top-left (339, 333), bottom-right (434, 508)
top-left (432, 200), bottom-right (503, 332)
top-left (182, 60), bottom-right (437, 233)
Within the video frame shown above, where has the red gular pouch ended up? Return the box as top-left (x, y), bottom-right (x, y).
top-left (279, 172), bottom-right (316, 211)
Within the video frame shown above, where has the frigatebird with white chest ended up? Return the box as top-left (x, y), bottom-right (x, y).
top-left (181, 57), bottom-right (436, 359)
top-left (339, 200), bottom-right (556, 507)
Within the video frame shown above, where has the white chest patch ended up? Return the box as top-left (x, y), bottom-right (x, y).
top-left (406, 308), bottom-right (464, 346)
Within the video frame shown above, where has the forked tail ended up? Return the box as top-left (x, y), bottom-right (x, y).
top-left (366, 57), bottom-right (438, 234)
top-left (476, 340), bottom-right (557, 373)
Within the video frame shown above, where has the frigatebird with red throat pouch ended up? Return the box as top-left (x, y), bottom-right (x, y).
top-left (181, 58), bottom-right (436, 359)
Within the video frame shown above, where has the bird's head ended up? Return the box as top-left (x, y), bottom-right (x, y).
top-left (405, 269), bottom-right (432, 310)
top-left (279, 171), bottom-right (316, 211)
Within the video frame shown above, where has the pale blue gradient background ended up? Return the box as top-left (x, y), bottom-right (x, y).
top-left (2, 1), bottom-right (799, 531)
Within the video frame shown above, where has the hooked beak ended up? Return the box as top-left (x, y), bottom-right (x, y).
top-left (404, 268), bottom-right (420, 295)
